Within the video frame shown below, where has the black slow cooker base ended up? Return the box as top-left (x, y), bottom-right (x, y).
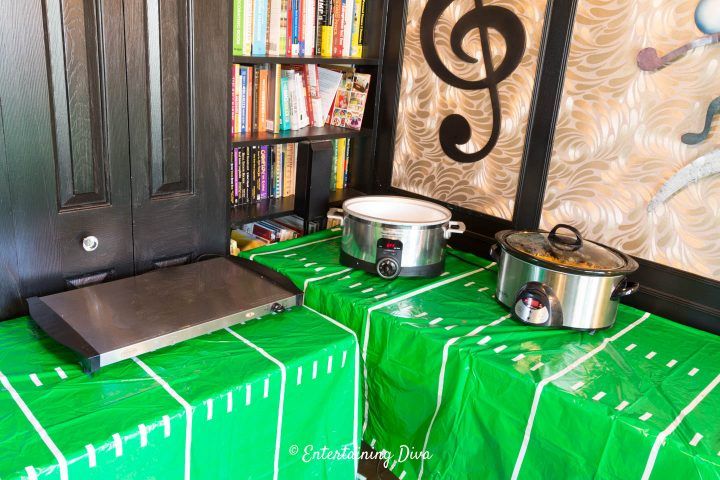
top-left (340, 251), bottom-right (444, 278)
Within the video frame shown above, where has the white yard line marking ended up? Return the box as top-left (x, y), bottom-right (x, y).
top-left (349, 282), bottom-right (362, 289)
top-left (297, 366), bottom-right (303, 385)
top-left (571, 381), bottom-right (585, 391)
top-left (139, 424), bottom-right (148, 447)
top-left (429, 317), bottom-right (443, 326)
top-left (592, 392), bottom-right (606, 401)
top-left (645, 351), bottom-right (657, 360)
top-left (303, 267), bottom-right (352, 292)
top-left (625, 343), bottom-right (637, 351)
top-left (342, 350), bottom-right (347, 368)
top-left (530, 362), bottom-right (544, 372)
top-left (642, 374), bottom-right (720, 480)
top-left (512, 354), bottom-right (525, 362)
top-left (361, 287), bottom-right (374, 294)
top-left (225, 328), bottom-right (287, 480)
top-left (327, 355), bottom-right (333, 374)
top-left (415, 312), bottom-right (428, 318)
top-left (374, 293), bottom-right (388, 300)
top-left (616, 400), bottom-right (630, 411)
top-left (29, 373), bottom-right (42, 387)
top-left (206, 399), bottom-right (214, 420)
top-left (264, 378), bottom-right (270, 398)
top-left (249, 235), bottom-right (339, 261)
top-left (362, 266), bottom-right (489, 434)
top-left (444, 325), bottom-right (456, 331)
top-left (163, 415), bottom-right (171, 437)
top-left (477, 336), bottom-right (491, 345)
top-left (639, 412), bottom-right (653, 422)
top-left (54, 367), bottom-right (67, 380)
top-left (113, 433), bottom-right (123, 457)
top-left (689, 433), bottom-right (704, 447)
top-left (689, 368), bottom-right (699, 377)
top-left (494, 345), bottom-right (507, 353)
top-left (25, 466), bottom-right (38, 480)
top-left (511, 312), bottom-right (650, 480)
top-left (312, 360), bottom-right (318, 379)
top-left (666, 359), bottom-right (677, 368)
top-left (245, 384), bottom-right (252, 405)
top-left (227, 392), bottom-right (233, 413)
top-left (0, 371), bottom-right (68, 480)
top-left (303, 306), bottom-right (361, 475)
top-left (133, 357), bottom-right (192, 480)
top-left (464, 281), bottom-right (475, 287)
top-left (85, 444), bottom-right (96, 468)
top-left (418, 313), bottom-right (509, 479)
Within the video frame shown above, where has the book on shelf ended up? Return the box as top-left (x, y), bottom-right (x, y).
top-left (230, 214), bottom-right (322, 254)
top-left (230, 139), bottom-right (350, 207)
top-left (232, 0), bottom-right (366, 58)
top-left (232, 63), bottom-right (370, 134)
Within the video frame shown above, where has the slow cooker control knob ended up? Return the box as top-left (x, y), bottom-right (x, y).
top-left (376, 257), bottom-right (400, 280)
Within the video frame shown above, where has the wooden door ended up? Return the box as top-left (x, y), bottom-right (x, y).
top-left (123, 0), bottom-right (227, 272)
top-left (0, 0), bottom-right (134, 315)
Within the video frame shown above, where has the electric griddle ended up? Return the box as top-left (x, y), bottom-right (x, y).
top-left (28, 257), bottom-right (302, 373)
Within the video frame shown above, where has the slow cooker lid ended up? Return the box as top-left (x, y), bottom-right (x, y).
top-left (500, 224), bottom-right (630, 272)
top-left (343, 195), bottom-right (451, 226)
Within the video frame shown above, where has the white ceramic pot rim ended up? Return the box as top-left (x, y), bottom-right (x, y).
top-left (342, 195), bottom-right (452, 226)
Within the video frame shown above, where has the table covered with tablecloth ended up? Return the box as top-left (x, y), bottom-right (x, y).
top-left (0, 305), bottom-right (359, 479)
top-left (240, 228), bottom-right (720, 480)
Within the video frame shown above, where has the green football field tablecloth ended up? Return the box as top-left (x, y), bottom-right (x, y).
top-left (240, 228), bottom-right (720, 480)
top-left (0, 305), bottom-right (359, 480)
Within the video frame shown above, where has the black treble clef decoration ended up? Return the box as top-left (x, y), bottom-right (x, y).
top-left (420, 0), bottom-right (526, 163)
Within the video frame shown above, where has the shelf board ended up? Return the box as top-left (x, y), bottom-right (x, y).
top-left (230, 188), bottom-right (365, 226)
top-left (230, 195), bottom-right (295, 225)
top-left (232, 126), bottom-right (371, 146)
top-left (232, 55), bottom-right (380, 66)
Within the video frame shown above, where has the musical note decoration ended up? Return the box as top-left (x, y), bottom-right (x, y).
top-left (637, 33), bottom-right (720, 72)
top-left (419, 0), bottom-right (526, 163)
top-left (682, 96), bottom-right (720, 145)
top-left (648, 149), bottom-right (720, 212)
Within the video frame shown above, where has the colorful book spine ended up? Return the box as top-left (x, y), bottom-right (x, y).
top-left (252, 0), bottom-right (269, 55)
top-left (260, 146), bottom-right (268, 199)
top-left (243, 0), bottom-right (254, 55)
top-left (232, 0), bottom-right (244, 55)
top-left (291, 0), bottom-right (300, 55)
top-left (231, 67), bottom-right (236, 135)
top-left (336, 137), bottom-right (346, 190)
top-left (280, 75), bottom-right (291, 130)
top-left (320, 0), bottom-right (334, 57)
top-left (341, 0), bottom-right (353, 57)
top-left (298, 0), bottom-right (305, 56)
top-left (268, 0), bottom-right (282, 55)
top-left (344, 137), bottom-right (350, 187)
top-left (332, 0), bottom-right (343, 57)
top-left (330, 139), bottom-right (338, 191)
top-left (234, 147), bottom-right (240, 203)
top-left (305, 0), bottom-right (316, 57)
top-left (258, 67), bottom-right (269, 131)
top-left (350, 0), bottom-right (363, 57)
top-left (279, 0), bottom-right (289, 55)
top-left (239, 67), bottom-right (247, 133)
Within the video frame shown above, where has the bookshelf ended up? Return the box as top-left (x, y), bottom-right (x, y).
top-left (226, 0), bottom-right (390, 231)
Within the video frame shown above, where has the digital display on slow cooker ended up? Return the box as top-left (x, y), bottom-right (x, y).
top-left (378, 239), bottom-right (403, 250)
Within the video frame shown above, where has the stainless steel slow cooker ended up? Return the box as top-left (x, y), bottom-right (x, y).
top-left (327, 196), bottom-right (465, 279)
top-left (490, 224), bottom-right (639, 330)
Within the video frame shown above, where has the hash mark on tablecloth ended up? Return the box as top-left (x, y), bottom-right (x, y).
top-left (645, 351), bottom-right (656, 360)
top-left (429, 317), bottom-right (443, 325)
top-left (205, 399), bottom-right (214, 420)
top-left (312, 360), bottom-right (318, 379)
top-left (361, 287), bottom-right (374, 294)
top-left (415, 312), bottom-right (428, 318)
top-left (85, 444), bottom-right (97, 468)
top-left (625, 343), bottom-right (637, 351)
top-left (139, 424), bottom-right (148, 447)
top-left (478, 287), bottom-right (489, 292)
top-left (374, 293), bottom-right (388, 300)
top-left (283, 253), bottom-right (297, 258)
top-left (297, 366), bottom-right (303, 385)
top-left (440, 272), bottom-right (450, 277)
top-left (162, 415), bottom-right (171, 437)
top-left (690, 433), bottom-right (703, 446)
top-left (349, 282), bottom-right (362, 289)
top-left (512, 354), bottom-right (525, 362)
top-left (530, 362), bottom-right (544, 372)
top-left (494, 345), bottom-right (507, 353)
top-left (327, 355), bottom-right (333, 374)
top-left (478, 336), bottom-right (491, 345)
top-left (571, 381), bottom-right (585, 391)
top-left (341, 351), bottom-right (347, 368)
top-left (592, 392), bottom-right (606, 401)
top-left (25, 466), bottom-right (38, 480)
top-left (246, 384), bottom-right (252, 405)
top-left (113, 433), bottom-right (123, 457)
top-left (464, 281), bottom-right (475, 287)
top-left (29, 374), bottom-right (42, 387)
top-left (639, 412), bottom-right (653, 422)
top-left (444, 325), bottom-right (456, 331)
top-left (55, 367), bottom-right (68, 380)
top-left (264, 378), bottom-right (270, 398)
top-left (689, 368), bottom-right (699, 377)
top-left (616, 400), bottom-right (629, 411)
top-left (666, 359), bottom-right (677, 368)
top-left (227, 392), bottom-right (233, 413)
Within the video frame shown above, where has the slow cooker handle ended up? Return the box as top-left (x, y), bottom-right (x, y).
top-left (549, 224), bottom-right (583, 250)
top-left (327, 207), bottom-right (345, 226)
top-left (443, 221), bottom-right (466, 239)
top-left (611, 279), bottom-right (640, 300)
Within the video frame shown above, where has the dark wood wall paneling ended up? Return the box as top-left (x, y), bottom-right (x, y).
top-left (374, 0), bottom-right (719, 334)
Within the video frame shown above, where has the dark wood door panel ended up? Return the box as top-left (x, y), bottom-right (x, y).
top-left (125, 0), bottom-right (227, 272)
top-left (0, 0), bottom-right (133, 311)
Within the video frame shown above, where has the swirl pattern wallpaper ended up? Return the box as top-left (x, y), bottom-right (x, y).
top-left (391, 0), bottom-right (548, 220)
top-left (541, 0), bottom-right (720, 280)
